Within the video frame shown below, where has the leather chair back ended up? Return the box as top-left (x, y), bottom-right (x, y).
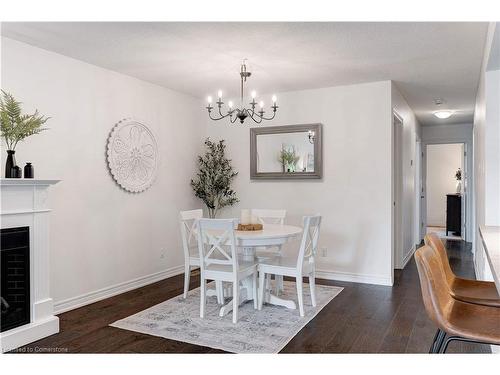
top-left (424, 232), bottom-right (455, 284)
top-left (414, 245), bottom-right (453, 329)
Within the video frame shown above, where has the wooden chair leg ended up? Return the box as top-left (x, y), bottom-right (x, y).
top-left (252, 271), bottom-right (258, 309)
top-left (258, 271), bottom-right (266, 310)
top-left (296, 276), bottom-right (304, 317)
top-left (183, 264), bottom-right (191, 299)
top-left (232, 280), bottom-right (239, 324)
top-left (200, 278), bottom-right (206, 318)
top-left (309, 273), bottom-right (316, 307)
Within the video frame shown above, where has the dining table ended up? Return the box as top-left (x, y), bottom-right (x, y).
top-left (479, 225), bottom-right (500, 293)
top-left (200, 223), bottom-right (303, 317)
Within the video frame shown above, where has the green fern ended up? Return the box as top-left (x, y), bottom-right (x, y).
top-left (0, 90), bottom-right (49, 150)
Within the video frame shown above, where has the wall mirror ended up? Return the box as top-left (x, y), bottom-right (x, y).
top-left (250, 123), bottom-right (323, 180)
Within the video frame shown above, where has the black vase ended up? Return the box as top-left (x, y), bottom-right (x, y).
top-left (5, 150), bottom-right (17, 178)
top-left (13, 165), bottom-right (22, 178)
top-left (24, 162), bottom-right (34, 178)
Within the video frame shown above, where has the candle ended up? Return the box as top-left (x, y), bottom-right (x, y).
top-left (240, 209), bottom-right (251, 225)
top-left (250, 214), bottom-right (259, 225)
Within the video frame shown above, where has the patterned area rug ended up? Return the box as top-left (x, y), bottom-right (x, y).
top-left (110, 281), bottom-right (343, 353)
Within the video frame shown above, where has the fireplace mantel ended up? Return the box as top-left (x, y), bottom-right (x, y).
top-left (1, 178), bottom-right (60, 352)
top-left (1, 178), bottom-right (60, 186)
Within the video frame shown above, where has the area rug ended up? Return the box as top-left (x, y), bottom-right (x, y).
top-left (110, 281), bottom-right (343, 353)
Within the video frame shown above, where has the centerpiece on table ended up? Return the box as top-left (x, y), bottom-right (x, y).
top-left (238, 209), bottom-right (263, 231)
top-left (190, 138), bottom-right (239, 218)
top-left (0, 90), bottom-right (49, 178)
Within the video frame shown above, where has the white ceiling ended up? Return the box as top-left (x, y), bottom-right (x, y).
top-left (1, 22), bottom-right (488, 126)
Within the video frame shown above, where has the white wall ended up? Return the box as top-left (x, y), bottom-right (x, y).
top-left (391, 83), bottom-right (421, 268)
top-left (484, 69), bottom-right (500, 225)
top-left (426, 144), bottom-right (463, 226)
top-left (474, 23), bottom-right (499, 282)
top-left (207, 81), bottom-right (394, 285)
top-left (422, 123), bottom-right (473, 241)
top-left (1, 38), bottom-right (205, 311)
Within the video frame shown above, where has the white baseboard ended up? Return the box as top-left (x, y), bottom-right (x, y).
top-left (401, 246), bottom-right (416, 269)
top-left (1, 316), bottom-right (59, 353)
top-left (315, 269), bottom-right (393, 286)
top-left (54, 265), bottom-right (185, 314)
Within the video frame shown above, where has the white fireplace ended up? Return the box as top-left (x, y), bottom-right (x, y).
top-left (1, 178), bottom-right (60, 352)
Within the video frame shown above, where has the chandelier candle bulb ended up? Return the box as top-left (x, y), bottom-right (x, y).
top-left (272, 95), bottom-right (277, 103)
top-left (259, 101), bottom-right (264, 108)
top-left (218, 90), bottom-right (222, 99)
top-left (228, 101), bottom-right (233, 109)
top-left (251, 90), bottom-right (257, 99)
top-left (207, 96), bottom-right (212, 103)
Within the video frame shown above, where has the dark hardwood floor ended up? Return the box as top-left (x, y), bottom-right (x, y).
top-left (10, 239), bottom-right (491, 353)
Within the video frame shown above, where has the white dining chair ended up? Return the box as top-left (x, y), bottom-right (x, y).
top-left (258, 215), bottom-right (321, 317)
top-left (197, 218), bottom-right (258, 323)
top-left (251, 209), bottom-right (286, 225)
top-left (179, 209), bottom-right (224, 303)
top-left (251, 209), bottom-right (287, 294)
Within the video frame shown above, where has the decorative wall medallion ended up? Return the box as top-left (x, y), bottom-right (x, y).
top-left (107, 119), bottom-right (158, 193)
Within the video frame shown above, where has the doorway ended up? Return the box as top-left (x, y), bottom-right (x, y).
top-left (424, 143), bottom-right (466, 241)
top-left (392, 112), bottom-right (403, 271)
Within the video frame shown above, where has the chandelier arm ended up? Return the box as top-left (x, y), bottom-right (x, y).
top-left (248, 111), bottom-right (263, 124)
top-left (259, 111), bottom-right (277, 121)
top-left (208, 111), bottom-right (231, 121)
top-left (218, 105), bottom-right (227, 118)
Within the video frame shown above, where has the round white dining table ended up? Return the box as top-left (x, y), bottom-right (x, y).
top-left (214, 224), bottom-right (304, 316)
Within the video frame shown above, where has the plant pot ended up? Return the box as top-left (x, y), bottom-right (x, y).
top-left (5, 150), bottom-right (17, 178)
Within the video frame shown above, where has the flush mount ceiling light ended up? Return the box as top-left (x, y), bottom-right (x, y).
top-left (433, 110), bottom-right (453, 119)
top-left (206, 59), bottom-right (278, 124)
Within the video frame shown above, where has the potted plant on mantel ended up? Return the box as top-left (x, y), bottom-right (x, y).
top-left (0, 90), bottom-right (49, 178)
top-left (191, 138), bottom-right (239, 218)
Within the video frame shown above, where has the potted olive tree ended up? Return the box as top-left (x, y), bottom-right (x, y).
top-left (0, 90), bottom-right (49, 177)
top-left (191, 138), bottom-right (239, 218)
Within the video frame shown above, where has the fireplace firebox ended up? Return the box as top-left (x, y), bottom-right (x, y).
top-left (1, 226), bottom-right (30, 332)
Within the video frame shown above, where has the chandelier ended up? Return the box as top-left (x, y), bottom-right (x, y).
top-left (206, 59), bottom-right (278, 124)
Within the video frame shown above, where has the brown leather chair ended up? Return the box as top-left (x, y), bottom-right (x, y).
top-left (414, 245), bottom-right (500, 353)
top-left (424, 232), bottom-right (500, 307)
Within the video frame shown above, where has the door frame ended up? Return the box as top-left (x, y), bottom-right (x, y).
top-left (392, 111), bottom-right (404, 272)
top-left (421, 141), bottom-right (468, 241)
top-left (415, 139), bottom-right (424, 244)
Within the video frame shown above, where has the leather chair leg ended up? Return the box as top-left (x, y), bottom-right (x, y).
top-left (429, 329), bottom-right (441, 353)
top-left (440, 336), bottom-right (496, 353)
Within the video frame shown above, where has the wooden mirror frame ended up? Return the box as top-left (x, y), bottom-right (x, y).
top-left (250, 123), bottom-right (323, 180)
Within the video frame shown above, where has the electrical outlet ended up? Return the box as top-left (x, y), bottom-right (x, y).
top-left (321, 247), bottom-right (327, 257)
top-left (160, 252), bottom-right (166, 259)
